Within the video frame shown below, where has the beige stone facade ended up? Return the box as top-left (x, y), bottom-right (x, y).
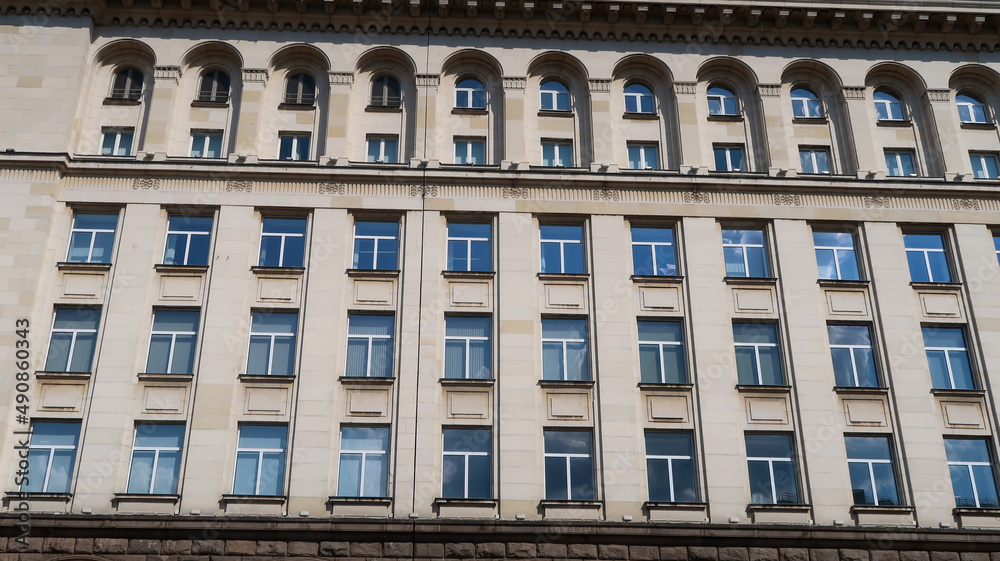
top-left (3, 0), bottom-right (1000, 556)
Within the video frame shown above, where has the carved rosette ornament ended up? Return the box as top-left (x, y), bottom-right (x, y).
top-left (683, 191), bottom-right (711, 203)
top-left (131, 178), bottom-right (161, 190)
top-left (863, 196), bottom-right (891, 208)
top-left (592, 188), bottom-right (620, 201)
top-left (409, 185), bottom-right (439, 197)
top-left (773, 193), bottom-right (802, 206)
top-left (226, 180), bottom-right (253, 192)
top-left (318, 182), bottom-right (346, 195)
top-left (952, 198), bottom-right (981, 210)
top-left (501, 187), bottom-right (529, 199)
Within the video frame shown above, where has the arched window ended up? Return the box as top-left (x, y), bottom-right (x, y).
top-left (540, 80), bottom-right (570, 111)
top-left (624, 83), bottom-right (654, 114)
top-left (370, 75), bottom-right (402, 108)
top-left (957, 93), bottom-right (988, 124)
top-left (707, 85), bottom-right (738, 116)
top-left (455, 78), bottom-right (486, 109)
top-left (197, 69), bottom-right (231, 103)
top-left (110, 67), bottom-right (144, 101)
top-left (874, 89), bottom-right (904, 121)
top-left (790, 87), bottom-right (822, 118)
top-left (284, 72), bottom-right (316, 105)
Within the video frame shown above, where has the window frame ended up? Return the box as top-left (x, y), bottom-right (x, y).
top-left (722, 227), bottom-right (769, 278)
top-left (539, 223), bottom-right (586, 274)
top-left (541, 139), bottom-right (574, 167)
top-left (624, 82), bottom-right (655, 114)
top-left (455, 78), bottom-right (487, 109)
top-left (162, 214), bottom-right (213, 266)
top-left (441, 428), bottom-right (492, 499)
top-left (922, 326), bottom-right (976, 390)
top-left (828, 324), bottom-right (880, 388)
top-left (100, 127), bottom-right (135, 156)
top-left (745, 433), bottom-right (801, 505)
top-left (338, 425), bottom-right (390, 497)
top-left (67, 212), bottom-right (118, 264)
top-left (903, 232), bottom-right (952, 283)
top-left (799, 146), bottom-right (832, 174)
top-left (352, 220), bottom-right (400, 271)
top-left (233, 424), bottom-right (287, 496)
top-left (945, 437), bottom-right (1000, 509)
top-left (444, 315), bottom-right (492, 380)
top-left (345, 313), bottom-right (395, 378)
top-left (366, 135), bottom-right (400, 164)
top-left (812, 229), bottom-right (861, 281)
top-left (246, 310), bottom-right (298, 377)
top-left (22, 420), bottom-right (81, 493)
top-left (189, 130), bottom-right (224, 158)
top-left (637, 319), bottom-right (687, 384)
top-left (370, 75), bottom-right (402, 108)
top-left (884, 149), bottom-right (918, 177)
top-left (713, 144), bottom-right (745, 172)
top-left (258, 217), bottom-right (307, 268)
top-left (110, 67), bottom-right (144, 101)
top-left (541, 317), bottom-right (590, 381)
top-left (733, 322), bottom-right (784, 386)
top-left (970, 152), bottom-right (1000, 179)
top-left (707, 85), bottom-right (739, 116)
top-left (454, 137), bottom-right (487, 165)
top-left (956, 93), bottom-right (988, 124)
top-left (644, 431), bottom-right (698, 503)
top-left (44, 307), bottom-right (101, 373)
top-left (447, 221), bottom-right (491, 272)
top-left (540, 80), bottom-right (571, 112)
top-left (790, 87), bottom-right (822, 119)
top-left (845, 435), bottom-right (901, 507)
top-left (277, 132), bottom-right (311, 161)
top-left (126, 423), bottom-right (185, 495)
top-left (874, 89), bottom-right (905, 121)
top-left (630, 224), bottom-right (677, 277)
top-left (197, 69), bottom-right (230, 104)
top-left (283, 72), bottom-right (316, 105)
top-left (145, 309), bottom-right (200, 375)
top-left (627, 142), bottom-right (660, 170)
top-left (543, 429), bottom-right (595, 501)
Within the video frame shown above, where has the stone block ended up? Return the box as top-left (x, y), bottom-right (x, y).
top-left (539, 544), bottom-right (569, 558)
top-left (226, 541), bottom-right (256, 555)
top-left (75, 539), bottom-right (94, 554)
top-left (751, 549), bottom-right (780, 561)
top-left (257, 541), bottom-right (288, 556)
top-left (289, 542), bottom-right (320, 556)
top-left (190, 541), bottom-right (224, 555)
top-left (568, 544), bottom-right (598, 559)
top-left (721, 548), bottom-right (749, 561)
top-left (960, 554), bottom-right (989, 561)
top-left (351, 543), bottom-right (383, 557)
top-left (14, 538), bottom-right (43, 553)
top-left (129, 539), bottom-right (161, 554)
top-left (813, 550), bottom-right (839, 561)
top-left (320, 542), bottom-right (350, 557)
top-left (900, 554), bottom-right (929, 561)
top-left (781, 549), bottom-right (809, 561)
top-left (508, 543), bottom-right (537, 558)
top-left (841, 550), bottom-right (869, 561)
top-left (630, 545), bottom-right (659, 561)
top-left (95, 538), bottom-right (129, 554)
top-left (478, 543), bottom-right (506, 558)
top-left (871, 552), bottom-right (899, 561)
top-left (446, 542), bottom-right (475, 558)
top-left (662, 547), bottom-right (689, 561)
top-left (929, 554), bottom-right (958, 561)
top-left (161, 540), bottom-right (192, 555)
top-left (599, 545), bottom-right (628, 560)
top-left (691, 547), bottom-right (720, 561)
top-left (44, 537), bottom-right (75, 553)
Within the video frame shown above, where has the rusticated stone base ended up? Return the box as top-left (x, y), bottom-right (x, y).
top-left (2, 517), bottom-right (1000, 561)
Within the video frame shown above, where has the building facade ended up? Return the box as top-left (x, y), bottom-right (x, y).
top-left (4, 0), bottom-right (1000, 558)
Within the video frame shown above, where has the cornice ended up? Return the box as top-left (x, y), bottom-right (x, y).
top-left (3, 1), bottom-right (1000, 51)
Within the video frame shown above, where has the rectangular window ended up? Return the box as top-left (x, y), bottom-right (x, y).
top-left (846, 436), bottom-right (900, 506)
top-left (146, 310), bottom-right (200, 374)
top-left (346, 314), bottom-right (394, 378)
top-left (233, 425), bottom-right (287, 496)
top-left (734, 323), bottom-right (783, 386)
top-left (746, 433), bottom-right (800, 504)
top-left (338, 426), bottom-right (390, 497)
top-left (542, 318), bottom-right (590, 381)
top-left (923, 327), bottom-right (975, 390)
top-left (945, 438), bottom-right (1000, 508)
top-left (645, 432), bottom-right (697, 502)
top-left (813, 230), bottom-right (860, 280)
top-left (21, 421), bottom-right (80, 493)
top-left (101, 128), bottom-right (134, 156)
top-left (127, 424), bottom-right (185, 494)
top-left (445, 316), bottom-right (491, 379)
top-left (638, 320), bottom-right (686, 384)
top-left (627, 143), bottom-right (660, 170)
top-left (631, 225), bottom-right (677, 276)
top-left (543, 430), bottom-right (595, 500)
top-left (163, 215), bottom-right (213, 266)
top-left (247, 311), bottom-right (298, 376)
top-left (722, 228), bottom-right (769, 278)
top-left (713, 145), bottom-right (744, 171)
top-left (903, 233), bottom-right (951, 282)
top-left (442, 428), bottom-right (491, 499)
top-left (540, 224), bottom-right (585, 274)
top-left (970, 152), bottom-right (1000, 179)
top-left (367, 136), bottom-right (399, 163)
top-left (278, 133), bottom-right (310, 161)
top-left (885, 150), bottom-right (916, 177)
top-left (454, 138), bottom-right (486, 165)
top-left (189, 131), bottom-right (223, 158)
top-left (67, 212), bottom-right (118, 264)
top-left (799, 147), bottom-right (831, 174)
top-left (541, 140), bottom-right (573, 167)
top-left (828, 325), bottom-right (879, 388)
top-left (45, 308), bottom-right (101, 373)
top-left (447, 222), bottom-right (491, 272)
top-left (258, 217), bottom-right (307, 268)
top-left (353, 221), bottom-right (399, 270)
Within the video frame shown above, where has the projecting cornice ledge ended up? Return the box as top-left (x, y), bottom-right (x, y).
top-left (2, 1), bottom-right (1000, 50)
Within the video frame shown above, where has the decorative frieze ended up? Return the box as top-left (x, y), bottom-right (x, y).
top-left (773, 193), bottom-right (802, 206)
top-left (502, 187), bottom-right (530, 199)
top-left (409, 185), bottom-right (439, 197)
top-left (588, 79), bottom-right (612, 93)
top-left (503, 77), bottom-right (526, 90)
top-left (416, 74), bottom-right (440, 87)
top-left (952, 198), bottom-right (981, 210)
top-left (131, 178), bottom-right (161, 190)
top-left (683, 191), bottom-right (711, 203)
top-left (226, 180), bottom-right (254, 192)
top-left (673, 82), bottom-right (697, 95)
top-left (863, 196), bottom-right (891, 208)
top-left (592, 188), bottom-right (620, 201)
top-left (242, 69), bottom-right (268, 83)
top-left (329, 72), bottom-right (354, 85)
top-left (318, 182), bottom-right (346, 194)
top-left (758, 84), bottom-right (781, 97)
top-left (153, 66), bottom-right (181, 81)
top-left (842, 87), bottom-right (866, 100)
top-left (926, 89), bottom-right (951, 102)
